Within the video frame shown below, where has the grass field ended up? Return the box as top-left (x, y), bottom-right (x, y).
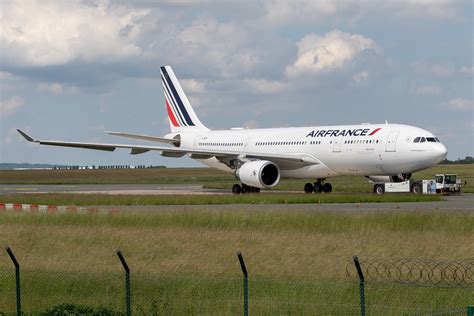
top-left (0, 165), bottom-right (472, 313)
top-left (0, 209), bottom-right (473, 314)
top-left (1, 164), bottom-right (473, 193)
top-left (0, 192), bottom-right (441, 206)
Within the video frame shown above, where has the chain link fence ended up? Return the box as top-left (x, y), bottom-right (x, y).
top-left (0, 250), bottom-right (472, 315)
top-left (346, 257), bottom-right (474, 316)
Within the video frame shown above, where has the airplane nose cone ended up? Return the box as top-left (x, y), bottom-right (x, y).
top-left (433, 143), bottom-right (448, 163)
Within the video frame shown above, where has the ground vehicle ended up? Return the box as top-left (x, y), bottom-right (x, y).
top-left (434, 174), bottom-right (462, 194)
top-left (372, 174), bottom-right (461, 195)
top-left (373, 180), bottom-right (432, 195)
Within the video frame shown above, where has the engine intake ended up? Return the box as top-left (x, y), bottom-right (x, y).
top-left (236, 160), bottom-right (280, 189)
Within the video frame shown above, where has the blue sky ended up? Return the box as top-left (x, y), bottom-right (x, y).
top-left (1, 0), bottom-right (472, 167)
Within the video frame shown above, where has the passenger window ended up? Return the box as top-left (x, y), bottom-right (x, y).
top-left (414, 137), bottom-right (420, 143)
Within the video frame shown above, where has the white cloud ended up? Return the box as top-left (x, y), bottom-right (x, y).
top-left (352, 71), bottom-right (369, 84)
top-left (180, 79), bottom-right (206, 93)
top-left (460, 66), bottom-right (474, 76)
top-left (443, 98), bottom-right (474, 111)
top-left (264, 0), bottom-right (356, 23)
top-left (0, 96), bottom-right (25, 117)
top-left (0, 71), bottom-right (19, 80)
top-left (410, 84), bottom-right (442, 95)
top-left (37, 83), bottom-right (79, 94)
top-left (391, 0), bottom-right (466, 21)
top-left (412, 61), bottom-right (456, 77)
top-left (242, 120), bottom-right (259, 129)
top-left (243, 79), bottom-right (287, 94)
top-left (0, 0), bottom-right (150, 67)
top-left (286, 30), bottom-right (379, 77)
top-left (173, 17), bottom-right (260, 76)
top-left (264, 0), bottom-right (466, 23)
top-left (38, 83), bottom-right (63, 94)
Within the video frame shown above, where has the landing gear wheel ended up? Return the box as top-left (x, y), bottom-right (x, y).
top-left (374, 184), bottom-right (384, 195)
top-left (232, 184), bottom-right (242, 195)
top-left (304, 183), bottom-right (314, 193)
top-left (322, 183), bottom-right (332, 193)
top-left (250, 187), bottom-right (261, 193)
top-left (314, 182), bottom-right (323, 193)
top-left (411, 183), bottom-right (422, 194)
top-left (241, 184), bottom-right (250, 194)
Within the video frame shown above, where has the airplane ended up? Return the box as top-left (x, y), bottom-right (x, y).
top-left (17, 65), bottom-right (448, 194)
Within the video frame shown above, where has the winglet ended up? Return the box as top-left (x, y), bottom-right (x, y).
top-left (17, 129), bottom-right (35, 142)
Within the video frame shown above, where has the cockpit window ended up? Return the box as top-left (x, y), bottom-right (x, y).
top-left (414, 136), bottom-right (438, 143)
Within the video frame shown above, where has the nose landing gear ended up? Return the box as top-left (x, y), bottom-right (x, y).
top-left (304, 179), bottom-right (332, 193)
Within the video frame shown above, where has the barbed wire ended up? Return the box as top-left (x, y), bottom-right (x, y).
top-left (346, 258), bottom-right (474, 287)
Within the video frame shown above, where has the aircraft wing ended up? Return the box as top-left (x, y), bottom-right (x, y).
top-left (106, 131), bottom-right (179, 145)
top-left (17, 129), bottom-right (320, 167)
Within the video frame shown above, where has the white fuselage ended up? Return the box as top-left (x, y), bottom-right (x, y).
top-left (177, 123), bottom-right (447, 179)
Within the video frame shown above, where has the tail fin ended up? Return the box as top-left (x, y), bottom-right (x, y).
top-left (160, 66), bottom-right (208, 133)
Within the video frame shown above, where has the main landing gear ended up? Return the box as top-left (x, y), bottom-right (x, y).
top-left (232, 183), bottom-right (261, 194)
top-left (304, 179), bottom-right (332, 193)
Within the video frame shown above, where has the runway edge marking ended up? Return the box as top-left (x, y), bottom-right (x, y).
top-left (0, 202), bottom-right (117, 215)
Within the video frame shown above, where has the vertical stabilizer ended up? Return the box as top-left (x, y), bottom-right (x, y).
top-left (160, 66), bottom-right (209, 133)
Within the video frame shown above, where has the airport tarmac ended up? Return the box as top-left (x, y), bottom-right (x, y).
top-left (0, 184), bottom-right (226, 195)
top-left (1, 184), bottom-right (472, 212)
top-left (114, 194), bottom-right (473, 212)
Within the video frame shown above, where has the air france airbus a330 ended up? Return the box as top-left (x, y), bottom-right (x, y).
top-left (18, 66), bottom-right (447, 194)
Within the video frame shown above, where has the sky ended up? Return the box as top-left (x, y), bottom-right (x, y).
top-left (0, 0), bottom-right (473, 167)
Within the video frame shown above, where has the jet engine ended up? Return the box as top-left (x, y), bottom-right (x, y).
top-left (236, 160), bottom-right (280, 189)
top-left (367, 173), bottom-right (412, 183)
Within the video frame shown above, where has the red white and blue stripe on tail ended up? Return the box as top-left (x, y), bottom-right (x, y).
top-left (160, 66), bottom-right (207, 131)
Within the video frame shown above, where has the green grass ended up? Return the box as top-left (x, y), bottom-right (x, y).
top-left (1, 164), bottom-right (473, 192)
top-left (0, 209), bottom-right (473, 313)
top-left (0, 167), bottom-right (230, 185)
top-left (1, 208), bottom-right (471, 233)
top-left (2, 270), bottom-right (470, 315)
top-left (0, 192), bottom-right (441, 206)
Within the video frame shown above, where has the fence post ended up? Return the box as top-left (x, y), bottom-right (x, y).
top-left (353, 256), bottom-right (365, 316)
top-left (6, 246), bottom-right (21, 316)
top-left (237, 251), bottom-right (248, 316)
top-left (117, 250), bottom-right (131, 316)
top-left (467, 306), bottom-right (474, 316)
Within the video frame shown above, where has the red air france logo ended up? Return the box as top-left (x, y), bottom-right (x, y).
top-left (306, 128), bottom-right (382, 138)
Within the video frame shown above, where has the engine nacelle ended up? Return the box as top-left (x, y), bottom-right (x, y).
top-left (236, 160), bottom-right (280, 189)
top-left (367, 173), bottom-right (412, 183)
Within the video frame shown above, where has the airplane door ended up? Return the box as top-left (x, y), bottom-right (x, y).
top-left (243, 136), bottom-right (252, 151)
top-left (385, 131), bottom-right (400, 152)
top-left (332, 136), bottom-right (342, 152)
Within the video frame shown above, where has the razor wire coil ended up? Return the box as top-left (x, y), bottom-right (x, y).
top-left (346, 258), bottom-right (474, 287)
